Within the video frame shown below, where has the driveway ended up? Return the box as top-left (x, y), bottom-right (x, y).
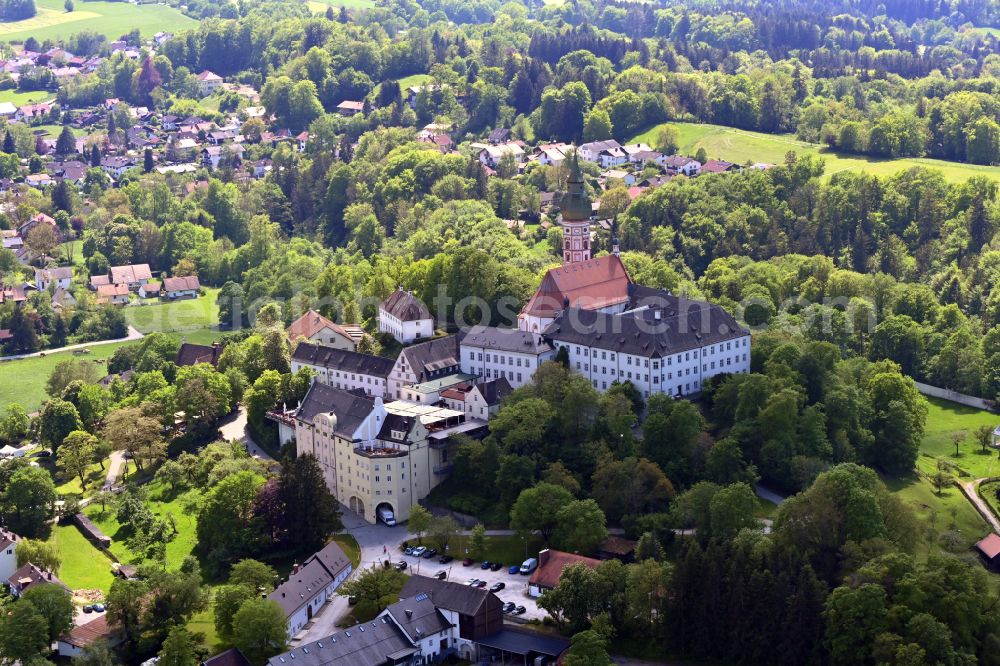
top-left (291, 507), bottom-right (548, 645)
top-left (102, 450), bottom-right (126, 490)
top-left (218, 405), bottom-right (274, 461)
top-left (0, 325), bottom-right (143, 361)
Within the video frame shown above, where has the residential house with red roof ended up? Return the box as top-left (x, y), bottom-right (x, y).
top-left (528, 549), bottom-right (602, 597)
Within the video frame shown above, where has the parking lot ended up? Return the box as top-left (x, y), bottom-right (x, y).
top-left (397, 549), bottom-right (546, 621)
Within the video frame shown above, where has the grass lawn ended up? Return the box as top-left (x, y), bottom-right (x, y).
top-left (53, 456), bottom-right (109, 497)
top-left (0, 0), bottom-right (196, 43)
top-left (32, 122), bottom-right (82, 137)
top-left (84, 479), bottom-right (200, 570)
top-left (124, 288), bottom-right (220, 335)
top-left (629, 122), bottom-right (1000, 184)
top-left (915, 397), bottom-right (1000, 481)
top-left (883, 472), bottom-right (987, 560)
top-left (0, 328), bottom-right (225, 413)
top-left (0, 88), bottom-right (53, 105)
top-left (46, 523), bottom-right (117, 594)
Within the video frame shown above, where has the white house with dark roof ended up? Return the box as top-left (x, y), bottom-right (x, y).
top-left (387, 336), bottom-right (460, 400)
top-left (378, 287), bottom-right (433, 344)
top-left (161, 275), bottom-right (200, 299)
top-left (457, 326), bottom-right (555, 389)
top-left (268, 541), bottom-right (352, 638)
top-left (34, 266), bottom-right (72, 291)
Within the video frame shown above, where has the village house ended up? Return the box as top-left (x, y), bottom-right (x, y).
top-left (579, 139), bottom-right (628, 167)
top-left (18, 212), bottom-right (57, 240)
top-left (109, 264), bottom-right (152, 290)
top-left (0, 102), bottom-right (15, 118)
top-left (96, 283), bottom-right (130, 305)
top-left (100, 156), bottom-right (137, 179)
top-left (663, 155), bottom-right (701, 176)
top-left (335, 100), bottom-right (365, 117)
top-left (15, 101), bottom-right (52, 122)
top-left (700, 159), bottom-right (740, 174)
top-left (57, 615), bottom-right (125, 658)
top-left (287, 309), bottom-right (360, 351)
top-left (269, 541), bottom-right (352, 637)
top-left (51, 286), bottom-right (76, 310)
top-left (7, 562), bottom-right (70, 597)
top-left (478, 142), bottom-right (525, 169)
top-left (378, 287), bottom-right (434, 344)
top-left (197, 70), bottom-right (224, 96)
top-left (161, 275), bottom-right (200, 300)
top-left (138, 281), bottom-right (161, 299)
top-left (202, 144), bottom-right (245, 169)
top-left (34, 266), bottom-right (72, 291)
top-left (291, 342), bottom-right (394, 398)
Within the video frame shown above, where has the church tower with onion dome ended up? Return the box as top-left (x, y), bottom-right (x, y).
top-left (559, 150), bottom-right (593, 264)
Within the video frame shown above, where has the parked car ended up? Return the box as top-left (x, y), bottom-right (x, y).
top-left (348, 596), bottom-right (358, 606)
top-left (395, 561), bottom-right (408, 571)
top-left (490, 562), bottom-right (503, 571)
top-left (489, 582), bottom-right (505, 593)
top-left (422, 548), bottom-right (438, 559)
top-left (411, 546), bottom-right (427, 557)
top-left (502, 602), bottom-right (516, 614)
top-left (474, 580), bottom-right (487, 588)
top-left (467, 578), bottom-right (481, 586)
top-left (438, 555), bottom-right (454, 564)
top-left (404, 546), bottom-right (415, 555)
top-left (519, 558), bottom-right (538, 575)
top-left (92, 604), bottom-right (105, 613)
top-left (463, 558), bottom-right (474, 567)
top-left (480, 561), bottom-right (492, 570)
top-left (507, 565), bottom-right (520, 575)
top-left (435, 571), bottom-right (447, 580)
top-left (82, 605), bottom-right (93, 613)
top-left (513, 605), bottom-right (527, 615)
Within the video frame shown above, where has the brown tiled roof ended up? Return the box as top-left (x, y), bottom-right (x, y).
top-left (528, 549), bottom-right (601, 590)
top-left (521, 255), bottom-right (632, 318)
top-left (380, 288), bottom-right (431, 322)
top-left (287, 310), bottom-right (354, 346)
top-left (8, 563), bottom-right (70, 594)
top-left (162, 275), bottom-right (200, 292)
top-left (0, 527), bottom-right (18, 550)
top-left (96, 283), bottom-right (129, 297)
top-left (176, 342), bottom-right (222, 367)
top-left (61, 614), bottom-right (118, 648)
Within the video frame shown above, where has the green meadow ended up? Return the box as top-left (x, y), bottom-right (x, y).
top-left (0, 0), bottom-right (196, 43)
top-left (630, 122), bottom-right (1000, 184)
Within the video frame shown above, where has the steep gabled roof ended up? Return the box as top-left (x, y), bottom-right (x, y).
top-left (176, 342), bottom-right (222, 367)
top-left (162, 275), bottom-right (200, 292)
top-left (521, 255), bottom-right (632, 319)
top-left (398, 336), bottom-right (460, 381)
top-left (399, 575), bottom-right (494, 617)
top-left (380, 288), bottom-right (432, 322)
top-left (287, 310), bottom-right (355, 346)
top-left (528, 549), bottom-right (600, 590)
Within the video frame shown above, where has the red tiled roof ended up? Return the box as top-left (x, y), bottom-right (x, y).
top-left (521, 255), bottom-right (632, 318)
top-left (977, 533), bottom-right (1000, 559)
top-left (529, 549), bottom-right (601, 590)
top-left (287, 309), bottom-right (354, 345)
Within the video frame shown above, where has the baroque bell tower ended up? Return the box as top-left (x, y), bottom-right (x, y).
top-left (559, 151), bottom-right (593, 264)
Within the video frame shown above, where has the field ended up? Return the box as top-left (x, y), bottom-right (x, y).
top-left (124, 288), bottom-right (220, 335)
top-left (0, 328), bottom-right (225, 413)
top-left (0, 0), bottom-right (196, 43)
top-left (884, 473), bottom-right (987, 559)
top-left (630, 122), bottom-right (1000, 184)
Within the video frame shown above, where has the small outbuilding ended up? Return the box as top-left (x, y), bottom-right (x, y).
top-left (975, 533), bottom-right (1000, 568)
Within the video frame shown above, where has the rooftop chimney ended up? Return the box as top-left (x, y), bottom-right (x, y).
top-left (291, 562), bottom-right (300, 574)
top-left (405, 609), bottom-right (412, 619)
